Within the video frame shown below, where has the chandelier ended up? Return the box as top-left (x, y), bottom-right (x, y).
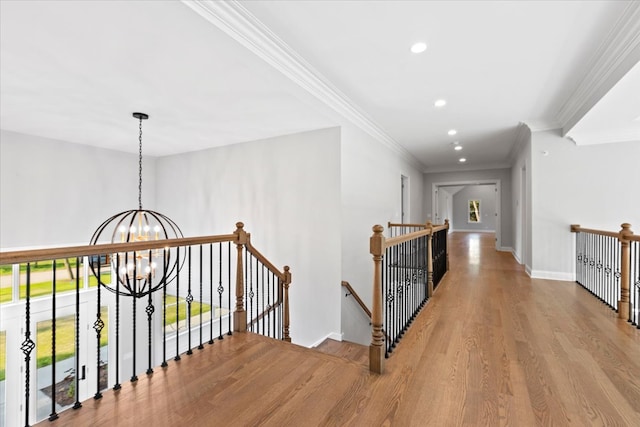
top-left (89, 112), bottom-right (183, 298)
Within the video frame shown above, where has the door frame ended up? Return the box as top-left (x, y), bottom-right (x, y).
top-left (432, 179), bottom-right (503, 251)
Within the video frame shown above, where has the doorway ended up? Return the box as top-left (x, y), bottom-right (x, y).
top-left (433, 180), bottom-right (502, 250)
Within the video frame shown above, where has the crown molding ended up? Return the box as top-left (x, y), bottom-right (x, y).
top-left (507, 122), bottom-right (532, 164)
top-left (556, 1), bottom-right (640, 135)
top-left (523, 119), bottom-right (562, 133)
top-left (567, 127), bottom-right (640, 146)
top-left (181, 0), bottom-right (425, 171)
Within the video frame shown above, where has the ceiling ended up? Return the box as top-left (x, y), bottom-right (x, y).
top-left (1, 0), bottom-right (639, 172)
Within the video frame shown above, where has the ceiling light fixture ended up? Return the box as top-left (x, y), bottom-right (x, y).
top-left (89, 112), bottom-right (184, 298)
top-left (448, 129), bottom-right (457, 136)
top-left (459, 158), bottom-right (467, 163)
top-left (454, 145), bottom-right (463, 151)
top-left (434, 99), bottom-right (447, 108)
top-left (410, 42), bottom-right (427, 53)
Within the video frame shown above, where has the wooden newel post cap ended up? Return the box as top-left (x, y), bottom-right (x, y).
top-left (283, 265), bottom-right (291, 284)
top-left (570, 224), bottom-right (581, 233)
top-left (236, 222), bottom-right (244, 230)
top-left (371, 225), bottom-right (385, 256)
top-left (621, 223), bottom-right (633, 237)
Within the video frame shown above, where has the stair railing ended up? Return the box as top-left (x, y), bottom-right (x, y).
top-left (342, 280), bottom-right (372, 319)
top-left (0, 221), bottom-right (290, 426)
top-left (369, 220), bottom-right (449, 374)
top-left (571, 223), bottom-right (639, 325)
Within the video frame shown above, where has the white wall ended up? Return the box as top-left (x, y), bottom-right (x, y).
top-left (424, 168), bottom-right (513, 249)
top-left (0, 130), bottom-right (153, 249)
top-left (340, 124), bottom-right (424, 345)
top-left (452, 184), bottom-right (496, 231)
top-left (511, 126), bottom-right (532, 269)
top-left (530, 130), bottom-right (640, 280)
top-left (155, 127), bottom-right (342, 348)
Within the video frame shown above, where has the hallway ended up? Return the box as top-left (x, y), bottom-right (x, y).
top-left (40, 232), bottom-right (640, 426)
top-left (385, 231), bottom-right (640, 425)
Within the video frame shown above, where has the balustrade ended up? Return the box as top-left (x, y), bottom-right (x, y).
top-left (0, 222), bottom-right (290, 426)
top-left (369, 220), bottom-right (449, 374)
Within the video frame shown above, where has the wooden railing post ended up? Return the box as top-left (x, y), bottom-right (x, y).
top-left (234, 222), bottom-right (248, 332)
top-left (619, 223), bottom-right (633, 321)
top-left (444, 219), bottom-right (450, 271)
top-left (370, 225), bottom-right (385, 374)
top-left (283, 266), bottom-right (292, 342)
top-left (426, 221), bottom-right (434, 298)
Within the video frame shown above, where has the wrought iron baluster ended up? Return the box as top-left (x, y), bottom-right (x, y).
top-left (114, 256), bottom-right (121, 390)
top-left (49, 260), bottom-right (59, 420)
top-left (227, 242), bottom-right (232, 336)
top-left (615, 237), bottom-right (621, 312)
top-left (22, 263), bottom-right (35, 427)
top-left (209, 244), bottom-right (214, 345)
top-left (198, 245), bottom-right (204, 350)
top-left (131, 270), bottom-right (138, 383)
top-left (161, 249), bottom-right (168, 368)
top-left (73, 258), bottom-right (82, 408)
top-left (186, 246), bottom-right (193, 355)
top-left (174, 246), bottom-right (181, 361)
top-left (218, 242), bottom-right (224, 340)
top-left (266, 271), bottom-right (272, 338)
top-left (261, 264), bottom-right (265, 336)
top-left (146, 250), bottom-right (154, 375)
top-left (94, 258), bottom-right (104, 400)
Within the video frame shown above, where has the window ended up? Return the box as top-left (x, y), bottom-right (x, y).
top-left (468, 199), bottom-right (481, 223)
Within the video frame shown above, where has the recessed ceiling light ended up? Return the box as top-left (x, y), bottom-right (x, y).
top-left (459, 158), bottom-right (467, 163)
top-left (448, 129), bottom-right (457, 136)
top-left (434, 99), bottom-right (447, 107)
top-left (454, 145), bottom-right (463, 151)
top-left (411, 42), bottom-right (427, 53)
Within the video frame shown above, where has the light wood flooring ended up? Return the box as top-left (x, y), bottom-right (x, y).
top-left (39, 232), bottom-right (640, 426)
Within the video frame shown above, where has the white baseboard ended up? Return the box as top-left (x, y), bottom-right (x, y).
top-left (529, 270), bottom-right (574, 281)
top-left (498, 246), bottom-right (513, 253)
top-left (309, 332), bottom-right (343, 348)
top-left (525, 265), bottom-right (532, 277)
top-left (511, 250), bottom-right (522, 264)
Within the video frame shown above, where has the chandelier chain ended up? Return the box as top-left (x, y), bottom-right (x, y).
top-left (138, 116), bottom-right (143, 210)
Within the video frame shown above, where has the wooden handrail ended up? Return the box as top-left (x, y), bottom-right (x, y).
top-left (387, 222), bottom-right (448, 230)
top-left (387, 222), bottom-right (427, 228)
top-left (384, 224), bottom-right (448, 249)
top-left (0, 234), bottom-right (238, 265)
top-left (386, 228), bottom-right (431, 247)
top-left (248, 300), bottom-right (282, 326)
top-left (342, 281), bottom-right (372, 318)
top-left (570, 224), bottom-right (619, 238)
top-left (245, 240), bottom-right (286, 281)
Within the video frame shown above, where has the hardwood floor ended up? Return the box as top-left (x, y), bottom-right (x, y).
top-left (39, 232), bottom-right (640, 426)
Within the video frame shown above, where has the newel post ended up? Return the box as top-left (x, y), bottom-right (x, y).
top-left (283, 266), bottom-right (292, 342)
top-left (619, 223), bottom-right (633, 321)
top-left (426, 221), bottom-right (434, 298)
top-left (234, 222), bottom-right (248, 332)
top-left (444, 219), bottom-right (450, 271)
top-left (370, 225), bottom-right (385, 374)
